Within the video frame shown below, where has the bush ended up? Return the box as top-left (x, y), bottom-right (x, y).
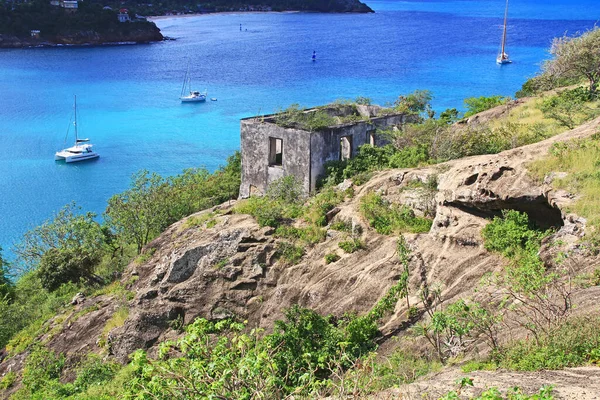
top-left (276, 242), bottom-right (305, 265)
top-left (339, 239), bottom-right (365, 253)
top-left (37, 247), bottom-right (100, 292)
top-left (359, 193), bottom-right (432, 234)
top-left (482, 210), bottom-right (548, 258)
top-left (324, 253), bottom-right (340, 264)
top-left (538, 87), bottom-right (597, 129)
top-left (463, 95), bottom-right (508, 118)
top-left (497, 315), bottom-right (600, 371)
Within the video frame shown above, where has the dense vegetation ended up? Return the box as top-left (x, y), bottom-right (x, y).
top-left (0, 0), bottom-right (159, 39)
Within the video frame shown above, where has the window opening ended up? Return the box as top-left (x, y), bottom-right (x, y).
top-left (340, 135), bottom-right (352, 161)
top-left (269, 137), bottom-right (283, 166)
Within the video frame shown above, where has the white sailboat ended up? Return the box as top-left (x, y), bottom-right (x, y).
top-left (55, 95), bottom-right (99, 163)
top-left (496, 0), bottom-right (512, 64)
top-left (180, 61), bottom-right (207, 103)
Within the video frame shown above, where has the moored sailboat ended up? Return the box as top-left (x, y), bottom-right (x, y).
top-left (180, 61), bottom-right (207, 103)
top-left (497, 0), bottom-right (512, 64)
top-left (55, 95), bottom-right (99, 163)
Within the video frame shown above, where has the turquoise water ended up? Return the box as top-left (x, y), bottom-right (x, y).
top-left (1, 0), bottom-right (599, 257)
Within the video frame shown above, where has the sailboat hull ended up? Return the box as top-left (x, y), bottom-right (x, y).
top-left (496, 58), bottom-right (512, 65)
top-left (180, 95), bottom-right (207, 103)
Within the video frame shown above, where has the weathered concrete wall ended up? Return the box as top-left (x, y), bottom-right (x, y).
top-left (309, 114), bottom-right (405, 191)
top-left (240, 119), bottom-right (312, 198)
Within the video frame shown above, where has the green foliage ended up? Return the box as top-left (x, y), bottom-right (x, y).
top-left (439, 108), bottom-right (461, 123)
top-left (276, 241), bottom-right (305, 265)
top-left (302, 187), bottom-right (346, 227)
top-left (0, 371), bottom-right (16, 390)
top-left (21, 346), bottom-right (65, 394)
top-left (0, 248), bottom-right (14, 301)
top-left (330, 219), bottom-right (352, 232)
top-left (461, 360), bottom-right (497, 373)
top-left (543, 27), bottom-right (600, 95)
top-left (463, 95), bottom-right (508, 118)
top-left (496, 315), bottom-right (600, 371)
top-left (324, 253), bottom-right (341, 264)
top-left (538, 87), bottom-right (597, 129)
top-left (0, 0), bottom-right (158, 39)
top-left (122, 245), bottom-right (418, 398)
top-left (394, 90), bottom-right (434, 119)
top-left (359, 192), bottom-right (432, 234)
top-left (14, 202), bottom-right (104, 273)
top-left (266, 175), bottom-right (304, 204)
top-left (482, 210), bottom-right (548, 258)
top-left (106, 152), bottom-right (240, 254)
top-left (529, 136), bottom-right (600, 230)
top-left (275, 225), bottom-right (326, 246)
top-left (388, 145), bottom-right (429, 168)
top-left (338, 238), bottom-right (364, 253)
top-left (2, 275), bottom-right (80, 353)
top-left (236, 176), bottom-right (305, 228)
top-left (37, 247), bottom-right (100, 291)
top-left (274, 103), bottom-right (336, 131)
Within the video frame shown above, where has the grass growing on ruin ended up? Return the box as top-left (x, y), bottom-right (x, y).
top-left (528, 135), bottom-right (600, 230)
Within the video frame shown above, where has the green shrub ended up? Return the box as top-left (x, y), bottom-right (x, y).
top-left (497, 315), bottom-right (600, 371)
top-left (481, 210), bottom-right (549, 258)
top-left (302, 187), bottom-right (345, 226)
top-left (0, 371), bottom-right (16, 390)
top-left (538, 87), bottom-right (597, 129)
top-left (388, 145), bottom-right (429, 168)
top-left (324, 253), bottom-right (340, 264)
top-left (275, 225), bottom-right (326, 246)
top-left (461, 360), bottom-right (497, 373)
top-left (359, 193), bottom-right (432, 234)
top-left (276, 242), bottom-right (305, 265)
top-left (463, 95), bottom-right (508, 118)
top-left (21, 347), bottom-right (65, 393)
top-left (339, 239), bottom-right (365, 253)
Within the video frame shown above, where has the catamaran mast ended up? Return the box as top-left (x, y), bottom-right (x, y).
top-left (500, 0), bottom-right (509, 58)
top-left (74, 94), bottom-right (78, 142)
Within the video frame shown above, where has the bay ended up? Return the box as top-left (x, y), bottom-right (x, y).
top-left (1, 0), bottom-right (599, 257)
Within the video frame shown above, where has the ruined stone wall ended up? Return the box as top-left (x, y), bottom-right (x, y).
top-left (309, 114), bottom-right (405, 191)
top-left (240, 119), bottom-right (312, 198)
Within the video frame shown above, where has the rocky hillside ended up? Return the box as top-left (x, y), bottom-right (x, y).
top-left (2, 108), bottom-right (600, 397)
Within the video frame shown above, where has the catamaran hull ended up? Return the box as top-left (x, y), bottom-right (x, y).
top-left (55, 152), bottom-right (99, 163)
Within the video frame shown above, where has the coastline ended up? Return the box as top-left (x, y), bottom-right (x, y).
top-left (147, 11), bottom-right (300, 21)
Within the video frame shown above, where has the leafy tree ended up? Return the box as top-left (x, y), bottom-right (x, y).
top-left (463, 95), bottom-right (508, 118)
top-left (0, 247), bottom-right (14, 301)
top-left (394, 90), bottom-right (433, 120)
top-left (543, 27), bottom-right (600, 96)
top-left (538, 87), bottom-right (595, 129)
top-left (13, 203), bottom-right (104, 273)
top-left (37, 247), bottom-right (100, 291)
top-left (105, 170), bottom-right (170, 254)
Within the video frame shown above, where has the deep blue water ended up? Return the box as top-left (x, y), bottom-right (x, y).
top-left (1, 0), bottom-right (599, 258)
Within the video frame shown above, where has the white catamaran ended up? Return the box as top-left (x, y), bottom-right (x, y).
top-left (180, 61), bottom-right (207, 103)
top-left (55, 95), bottom-right (99, 163)
top-left (497, 0), bottom-right (512, 64)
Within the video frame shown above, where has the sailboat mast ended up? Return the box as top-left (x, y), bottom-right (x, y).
top-left (501, 0), bottom-right (509, 57)
top-left (74, 95), bottom-right (78, 142)
top-left (181, 61), bottom-right (190, 97)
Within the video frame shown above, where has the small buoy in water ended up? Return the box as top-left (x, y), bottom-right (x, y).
top-left (211, 98), bottom-right (217, 101)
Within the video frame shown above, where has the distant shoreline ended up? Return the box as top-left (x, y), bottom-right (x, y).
top-left (148, 11), bottom-right (300, 21)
